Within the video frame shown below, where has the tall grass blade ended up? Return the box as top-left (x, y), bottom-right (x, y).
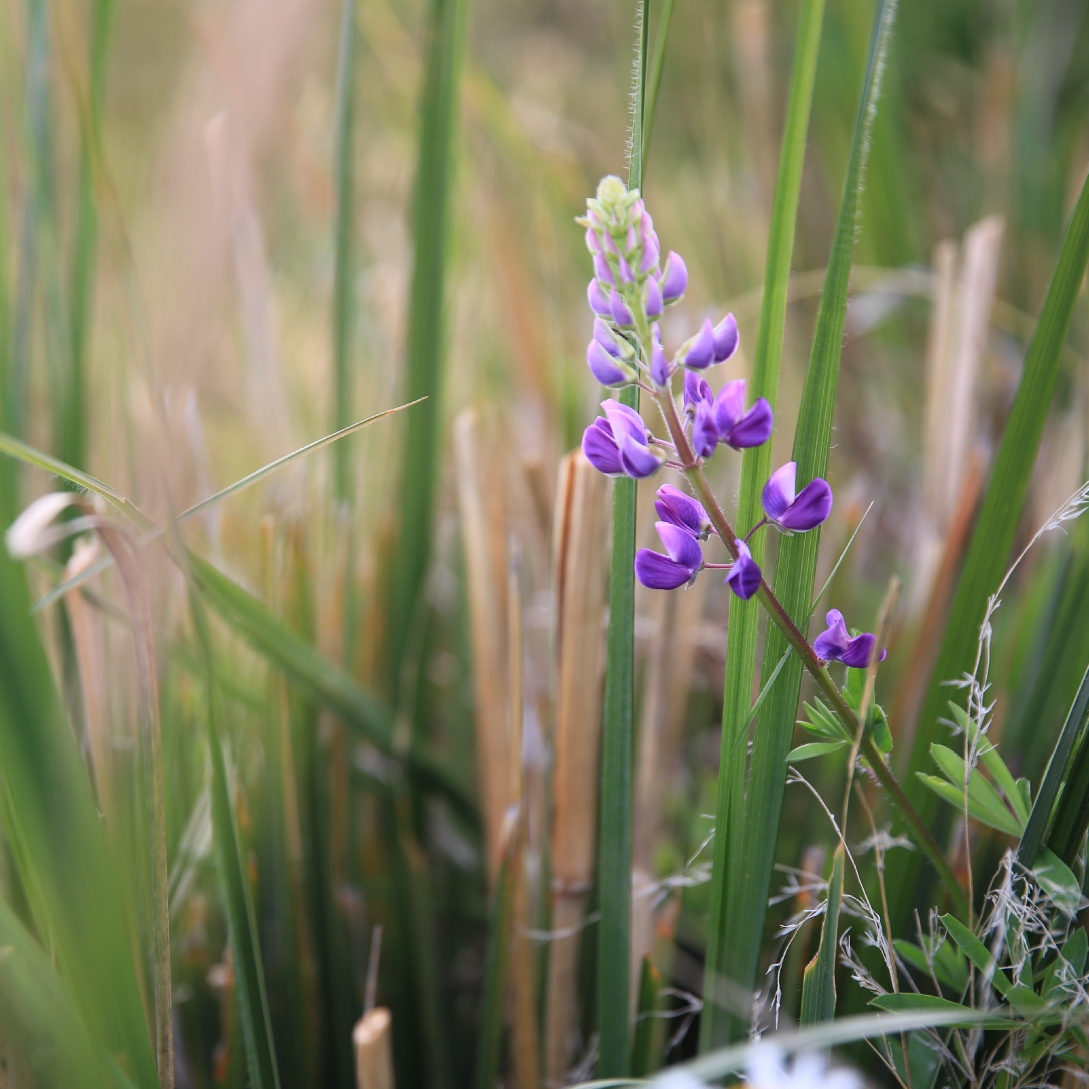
top-left (700, 0), bottom-right (829, 1049)
top-left (476, 848), bottom-right (516, 1089)
top-left (190, 588), bottom-right (282, 1089)
top-left (597, 3), bottom-right (650, 1074)
top-left (897, 167), bottom-right (1089, 912)
top-left (331, 0), bottom-right (356, 503)
top-left (641, 0), bottom-right (675, 162)
top-left (799, 846), bottom-right (844, 1024)
top-left (387, 0), bottom-right (468, 687)
top-left (712, 0), bottom-right (898, 1045)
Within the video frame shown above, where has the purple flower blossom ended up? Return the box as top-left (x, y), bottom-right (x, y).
top-left (588, 279), bottom-right (611, 317)
top-left (761, 462), bottom-right (833, 532)
top-left (582, 401), bottom-right (663, 479)
top-left (646, 276), bottom-right (664, 319)
top-left (586, 339), bottom-right (632, 387)
top-left (654, 484), bottom-right (711, 539)
top-left (726, 539), bottom-right (761, 600)
top-left (713, 379), bottom-right (774, 449)
top-left (680, 319), bottom-right (716, 370)
top-left (610, 288), bottom-right (635, 328)
top-left (813, 609), bottom-right (887, 668)
top-left (641, 234), bottom-right (660, 274)
top-left (683, 371), bottom-right (713, 414)
top-left (660, 252), bottom-right (688, 304)
top-left (650, 326), bottom-right (671, 386)
top-left (713, 314), bottom-right (739, 363)
top-left (692, 402), bottom-right (719, 458)
top-left (635, 522), bottom-right (704, 590)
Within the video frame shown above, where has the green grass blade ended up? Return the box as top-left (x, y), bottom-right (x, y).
top-left (896, 166), bottom-right (1089, 913)
top-left (190, 589), bottom-right (281, 1089)
top-left (387, 0), bottom-right (468, 689)
top-left (641, 0), bottom-right (674, 162)
top-left (475, 850), bottom-right (516, 1089)
top-left (1041, 688), bottom-right (1089, 864)
top-left (799, 845), bottom-right (845, 1024)
top-left (331, 0), bottom-right (356, 503)
top-left (0, 548), bottom-right (157, 1085)
top-left (597, 4), bottom-right (651, 1075)
top-left (700, 0), bottom-right (828, 1049)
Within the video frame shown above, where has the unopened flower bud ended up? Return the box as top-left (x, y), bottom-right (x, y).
top-left (713, 313), bottom-right (739, 362)
top-left (587, 339), bottom-right (635, 387)
top-left (593, 317), bottom-right (631, 358)
top-left (680, 318), bottom-right (716, 370)
top-left (617, 255), bottom-right (637, 285)
top-left (585, 227), bottom-right (601, 255)
top-left (610, 288), bottom-right (635, 328)
top-left (683, 370), bottom-right (713, 415)
top-left (660, 251), bottom-right (688, 303)
top-left (650, 326), bottom-right (671, 386)
top-left (593, 254), bottom-right (614, 284)
top-left (588, 279), bottom-right (611, 318)
top-left (641, 235), bottom-right (660, 275)
top-left (692, 402), bottom-right (718, 458)
top-left (645, 277), bottom-right (664, 319)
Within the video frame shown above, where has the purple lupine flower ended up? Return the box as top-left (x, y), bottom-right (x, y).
top-left (585, 227), bottom-right (601, 255)
top-left (683, 371), bottom-right (713, 415)
top-left (654, 484), bottom-right (711, 539)
top-left (761, 462), bottom-right (833, 532)
top-left (587, 339), bottom-right (632, 387)
top-left (581, 401), bottom-right (663, 479)
top-left (588, 279), bottom-right (611, 317)
top-left (650, 326), bottom-right (671, 386)
top-left (610, 288), bottom-right (635, 328)
top-left (660, 252), bottom-right (688, 304)
top-left (641, 234), bottom-right (660, 274)
top-left (713, 379), bottom-right (774, 449)
top-left (813, 609), bottom-right (887, 668)
top-left (593, 254), bottom-right (613, 284)
top-left (646, 276), bottom-right (664, 319)
top-left (635, 522), bottom-right (704, 590)
top-left (692, 402), bottom-right (719, 458)
top-left (618, 255), bottom-right (637, 285)
top-left (679, 319), bottom-right (716, 370)
top-left (726, 539), bottom-right (761, 600)
top-left (713, 314), bottom-right (739, 363)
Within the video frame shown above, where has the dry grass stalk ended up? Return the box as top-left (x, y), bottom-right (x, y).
top-left (63, 536), bottom-right (113, 821)
top-left (454, 408), bottom-right (510, 882)
top-left (507, 538), bottom-right (540, 1089)
top-left (353, 1007), bottom-right (394, 1089)
top-left (545, 451), bottom-right (608, 1082)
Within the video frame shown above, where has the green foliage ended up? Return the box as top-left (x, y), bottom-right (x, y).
top-left (800, 846), bottom-right (844, 1024)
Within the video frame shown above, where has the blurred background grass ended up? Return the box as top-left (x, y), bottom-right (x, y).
top-left (0, 0), bottom-right (1088, 1085)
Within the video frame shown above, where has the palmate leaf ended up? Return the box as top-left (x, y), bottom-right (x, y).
top-left (700, 0), bottom-right (830, 1047)
top-left (917, 744), bottom-right (1024, 836)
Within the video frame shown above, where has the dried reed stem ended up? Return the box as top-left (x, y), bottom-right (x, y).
top-left (454, 409), bottom-right (510, 881)
top-left (353, 1008), bottom-right (394, 1089)
top-left (545, 451), bottom-right (608, 1081)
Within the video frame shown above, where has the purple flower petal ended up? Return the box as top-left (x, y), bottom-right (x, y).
top-left (588, 279), bottom-right (611, 317)
top-left (654, 484), bottom-right (709, 538)
top-left (610, 288), bottom-right (635, 327)
top-left (683, 370), bottom-right (713, 413)
top-left (724, 398), bottom-right (773, 449)
top-left (585, 227), bottom-right (601, 255)
top-left (618, 255), bottom-right (637, 285)
top-left (602, 400), bottom-right (647, 446)
top-left (641, 235), bottom-right (660, 275)
top-left (655, 521), bottom-right (703, 571)
top-left (594, 317), bottom-right (621, 356)
top-left (726, 539), bottom-right (761, 600)
top-left (635, 549), bottom-right (693, 590)
top-left (618, 434), bottom-right (662, 478)
top-left (582, 419), bottom-right (622, 476)
top-left (713, 313), bottom-right (739, 362)
top-left (692, 402), bottom-right (719, 459)
top-left (681, 319), bottom-right (716, 370)
top-left (713, 379), bottom-right (746, 435)
top-left (587, 340), bottom-right (631, 386)
top-left (593, 254), bottom-right (614, 285)
top-left (660, 251), bottom-right (688, 303)
top-left (813, 609), bottom-right (850, 661)
top-left (762, 462), bottom-right (797, 521)
top-left (650, 328), bottom-right (670, 386)
top-left (645, 276), bottom-right (664, 318)
top-left (841, 633), bottom-right (880, 669)
top-left (778, 478), bottom-right (833, 532)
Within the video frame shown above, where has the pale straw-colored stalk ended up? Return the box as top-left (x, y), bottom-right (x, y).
top-left (545, 450), bottom-right (608, 1081)
top-left (454, 408), bottom-right (510, 881)
top-left (353, 1008), bottom-right (394, 1089)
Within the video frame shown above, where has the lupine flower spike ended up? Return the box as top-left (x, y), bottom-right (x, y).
top-left (813, 609), bottom-right (887, 668)
top-left (761, 462), bottom-right (833, 532)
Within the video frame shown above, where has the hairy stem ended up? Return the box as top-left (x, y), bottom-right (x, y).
top-left (649, 384), bottom-right (968, 915)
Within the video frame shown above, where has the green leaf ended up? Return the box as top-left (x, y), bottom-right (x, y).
top-left (893, 938), bottom-right (968, 993)
top-left (703, 0), bottom-right (897, 1050)
top-left (702, 0), bottom-right (827, 1045)
top-left (190, 590), bottom-right (281, 1089)
top-left (900, 165), bottom-right (1089, 914)
top-left (1033, 848), bottom-right (1082, 915)
top-left (940, 914), bottom-right (1011, 996)
top-left (872, 705), bottom-right (894, 754)
top-left (788, 741), bottom-right (849, 762)
top-left (947, 702), bottom-right (1029, 825)
top-left (928, 744), bottom-right (1023, 835)
top-left (799, 696), bottom-right (851, 741)
top-left (474, 849), bottom-right (516, 1089)
top-left (800, 846), bottom-right (844, 1024)
top-left (1006, 987), bottom-right (1048, 1019)
top-left (869, 993), bottom-right (1018, 1029)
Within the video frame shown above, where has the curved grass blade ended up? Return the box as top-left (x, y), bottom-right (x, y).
top-left (897, 166), bottom-right (1089, 914)
top-left (190, 588), bottom-right (281, 1089)
top-left (641, 0), bottom-right (675, 162)
top-left (799, 845), bottom-right (845, 1024)
top-left (597, 3), bottom-right (652, 1074)
top-left (699, 0), bottom-right (831, 1049)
